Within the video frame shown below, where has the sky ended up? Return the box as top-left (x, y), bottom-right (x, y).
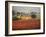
top-left (12, 6), bottom-right (40, 14)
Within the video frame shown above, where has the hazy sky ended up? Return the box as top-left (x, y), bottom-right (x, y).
top-left (12, 6), bottom-right (40, 14)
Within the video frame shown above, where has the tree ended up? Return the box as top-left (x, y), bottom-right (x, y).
top-left (17, 12), bottom-right (20, 16)
top-left (31, 12), bottom-right (36, 18)
top-left (12, 10), bottom-right (15, 16)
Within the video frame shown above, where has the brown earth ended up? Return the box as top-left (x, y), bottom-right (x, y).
top-left (12, 19), bottom-right (40, 30)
